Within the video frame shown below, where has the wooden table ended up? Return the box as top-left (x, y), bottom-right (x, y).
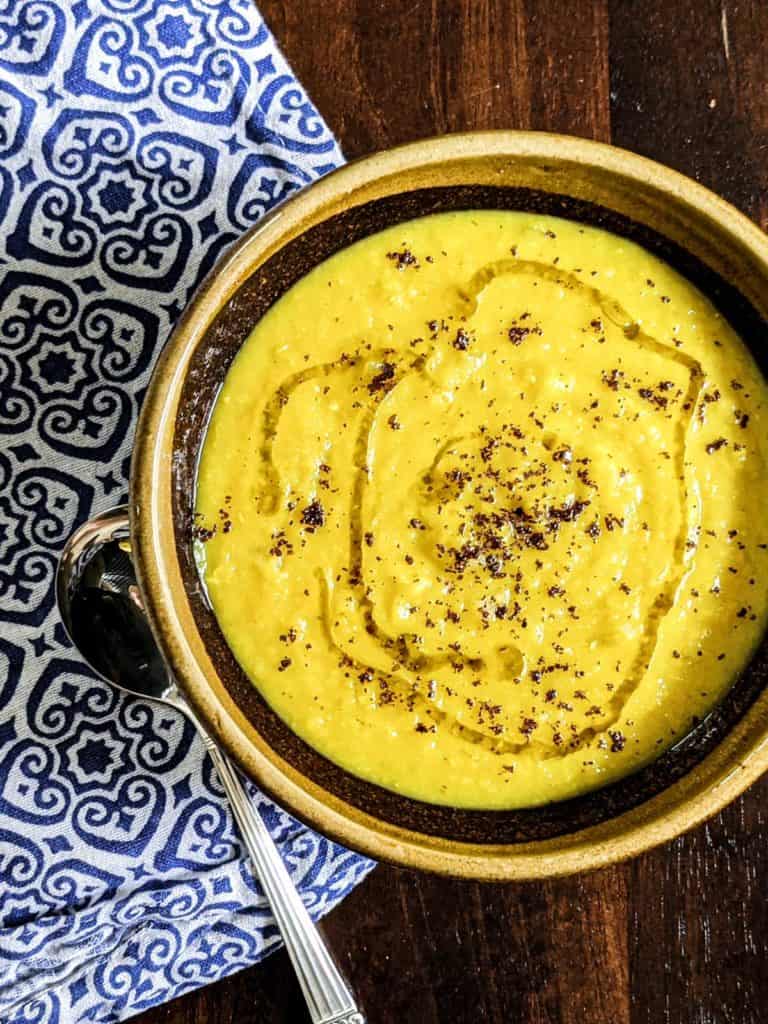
top-left (136, 3), bottom-right (768, 1021)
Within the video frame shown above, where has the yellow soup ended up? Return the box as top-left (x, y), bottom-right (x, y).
top-left (196, 211), bottom-right (768, 809)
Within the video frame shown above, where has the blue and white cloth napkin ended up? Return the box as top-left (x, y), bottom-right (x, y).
top-left (0, 2), bottom-right (374, 1020)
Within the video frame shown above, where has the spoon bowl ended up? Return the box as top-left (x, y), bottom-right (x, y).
top-left (57, 505), bottom-right (171, 701)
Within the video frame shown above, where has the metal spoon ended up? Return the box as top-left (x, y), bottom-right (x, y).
top-left (56, 505), bottom-right (365, 1024)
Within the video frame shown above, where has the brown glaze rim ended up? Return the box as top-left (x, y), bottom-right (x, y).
top-left (131, 132), bottom-right (768, 880)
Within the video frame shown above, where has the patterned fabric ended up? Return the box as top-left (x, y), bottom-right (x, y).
top-left (0, 2), bottom-right (374, 1021)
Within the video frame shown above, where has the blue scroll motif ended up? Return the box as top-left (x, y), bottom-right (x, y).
top-left (0, 3), bottom-right (371, 1023)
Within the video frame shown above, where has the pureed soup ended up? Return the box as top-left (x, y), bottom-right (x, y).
top-left (195, 211), bottom-right (768, 810)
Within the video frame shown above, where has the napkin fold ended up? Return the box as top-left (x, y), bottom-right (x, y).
top-left (0, 2), bottom-right (373, 1021)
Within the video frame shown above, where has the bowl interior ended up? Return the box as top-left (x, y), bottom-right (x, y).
top-left (170, 170), bottom-right (768, 846)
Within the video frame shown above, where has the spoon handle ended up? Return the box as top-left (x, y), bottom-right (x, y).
top-left (199, 728), bottom-right (366, 1024)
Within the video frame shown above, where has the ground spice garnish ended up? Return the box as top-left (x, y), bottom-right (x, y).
top-left (479, 437), bottom-right (498, 463)
top-left (269, 530), bottom-right (293, 557)
top-left (453, 327), bottom-right (471, 350)
top-left (705, 437), bottom-right (728, 454)
top-left (368, 362), bottom-right (396, 394)
top-left (601, 368), bottom-right (623, 391)
top-left (300, 499), bottom-right (325, 530)
top-left (638, 386), bottom-right (669, 410)
top-left (507, 321), bottom-right (542, 345)
top-left (386, 248), bottom-right (419, 270)
top-left (609, 730), bottom-right (626, 752)
top-left (192, 519), bottom-right (217, 543)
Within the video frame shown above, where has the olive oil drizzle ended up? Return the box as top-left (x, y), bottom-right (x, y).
top-left (253, 259), bottom-right (705, 757)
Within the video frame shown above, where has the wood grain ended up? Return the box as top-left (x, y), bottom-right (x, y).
top-left (134, 2), bottom-right (768, 1022)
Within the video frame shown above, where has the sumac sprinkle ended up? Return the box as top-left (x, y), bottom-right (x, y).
top-left (638, 386), bottom-right (668, 409)
top-left (453, 328), bottom-right (471, 350)
top-left (300, 499), bottom-right (325, 529)
top-left (192, 522), bottom-right (217, 543)
top-left (480, 437), bottom-right (499, 462)
top-left (601, 368), bottom-right (623, 391)
top-left (368, 362), bottom-right (396, 394)
top-left (386, 248), bottom-right (419, 270)
top-left (507, 322), bottom-right (541, 345)
top-left (548, 499), bottom-right (590, 524)
top-left (609, 730), bottom-right (626, 752)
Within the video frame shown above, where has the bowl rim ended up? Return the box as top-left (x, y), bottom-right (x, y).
top-left (130, 130), bottom-right (768, 880)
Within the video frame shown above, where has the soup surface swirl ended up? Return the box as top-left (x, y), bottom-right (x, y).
top-left (196, 211), bottom-right (768, 809)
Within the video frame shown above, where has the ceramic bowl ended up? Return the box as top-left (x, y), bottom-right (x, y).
top-left (131, 132), bottom-right (768, 879)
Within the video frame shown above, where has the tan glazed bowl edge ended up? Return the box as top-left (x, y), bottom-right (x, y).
top-left (130, 131), bottom-right (768, 880)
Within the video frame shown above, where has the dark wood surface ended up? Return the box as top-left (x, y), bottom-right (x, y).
top-left (136, 3), bottom-right (768, 1022)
